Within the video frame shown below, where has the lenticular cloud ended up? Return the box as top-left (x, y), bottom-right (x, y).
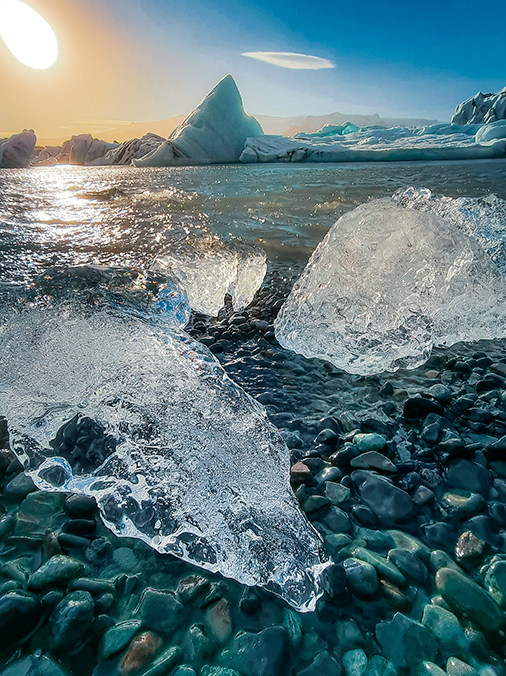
top-left (242, 51), bottom-right (334, 70)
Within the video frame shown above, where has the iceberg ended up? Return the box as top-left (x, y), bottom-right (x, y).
top-left (0, 130), bottom-right (36, 168)
top-left (89, 133), bottom-right (164, 166)
top-left (68, 134), bottom-right (119, 165)
top-left (133, 75), bottom-right (263, 167)
top-left (452, 87), bottom-right (506, 125)
top-left (152, 234), bottom-right (267, 316)
top-left (240, 124), bottom-right (506, 164)
top-left (275, 199), bottom-right (506, 376)
top-left (0, 267), bottom-right (327, 611)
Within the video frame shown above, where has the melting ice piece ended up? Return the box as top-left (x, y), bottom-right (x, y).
top-left (0, 130), bottom-right (36, 168)
top-left (451, 87), bottom-right (506, 125)
top-left (275, 199), bottom-right (506, 376)
top-left (134, 75), bottom-right (263, 167)
top-left (152, 234), bottom-right (267, 316)
top-left (0, 276), bottom-right (327, 611)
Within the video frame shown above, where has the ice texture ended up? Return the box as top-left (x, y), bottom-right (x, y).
top-left (240, 124), bottom-right (506, 164)
top-left (0, 267), bottom-right (327, 611)
top-left (275, 199), bottom-right (506, 376)
top-left (152, 234), bottom-right (267, 316)
top-left (89, 134), bottom-right (165, 166)
top-left (452, 88), bottom-right (506, 125)
top-left (0, 130), bottom-right (36, 168)
top-left (134, 75), bottom-right (263, 167)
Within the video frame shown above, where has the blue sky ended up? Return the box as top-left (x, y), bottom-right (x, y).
top-left (98, 0), bottom-right (505, 121)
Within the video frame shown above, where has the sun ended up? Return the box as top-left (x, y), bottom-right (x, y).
top-left (0, 0), bottom-right (58, 69)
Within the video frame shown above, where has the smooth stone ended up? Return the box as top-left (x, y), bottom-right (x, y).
top-left (50, 590), bottom-right (95, 654)
top-left (387, 548), bottom-right (427, 583)
top-left (343, 649), bottom-right (368, 676)
top-left (422, 522), bottom-right (456, 550)
top-left (325, 482), bottom-right (351, 505)
top-left (336, 619), bottom-right (365, 652)
top-left (325, 533), bottom-right (352, 556)
top-left (64, 494), bottom-right (97, 517)
top-left (379, 580), bottom-right (411, 612)
top-left (136, 647), bottom-right (181, 676)
top-left (421, 604), bottom-right (467, 654)
top-left (442, 491), bottom-right (485, 516)
top-left (426, 384), bottom-right (453, 405)
top-left (15, 492), bottom-right (65, 535)
top-left (455, 531), bottom-right (484, 560)
top-left (201, 668), bottom-right (240, 676)
top-left (173, 668), bottom-right (197, 676)
top-left (352, 547), bottom-right (406, 586)
top-left (404, 397), bottom-right (443, 419)
top-left (182, 624), bottom-right (216, 666)
top-left (281, 609), bottom-right (303, 650)
top-left (421, 423), bottom-right (441, 445)
top-left (99, 620), bottom-right (143, 661)
top-left (419, 663), bottom-right (446, 676)
top-left (297, 651), bottom-right (341, 676)
top-left (112, 547), bottom-right (139, 572)
top-left (204, 598), bottom-right (232, 645)
top-left (350, 452), bottom-right (396, 473)
top-left (301, 495), bottom-right (330, 514)
top-left (0, 654), bottom-right (68, 676)
top-left (28, 555), bottom-right (86, 591)
top-left (375, 612), bottom-right (438, 669)
top-left (319, 564), bottom-right (347, 598)
top-left (435, 567), bottom-right (504, 631)
top-left (176, 575), bottom-right (210, 604)
top-left (446, 460), bottom-right (490, 494)
top-left (120, 632), bottom-right (163, 675)
top-left (3, 473), bottom-right (37, 501)
top-left (290, 462), bottom-right (312, 484)
top-left (446, 658), bottom-right (477, 676)
top-left (355, 528), bottom-right (395, 553)
top-left (353, 434), bottom-right (387, 452)
top-left (352, 472), bottom-right (414, 525)
top-left (484, 560), bottom-right (506, 606)
top-left (68, 578), bottom-right (115, 595)
top-left (218, 626), bottom-right (289, 676)
top-left (0, 591), bottom-right (41, 648)
top-left (429, 550), bottom-right (460, 573)
top-left (343, 558), bottom-right (379, 596)
top-left (322, 506), bottom-right (352, 533)
top-left (366, 655), bottom-right (396, 676)
top-left (133, 588), bottom-right (187, 637)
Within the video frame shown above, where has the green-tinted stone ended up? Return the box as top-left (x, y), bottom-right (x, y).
top-left (325, 533), bottom-right (352, 557)
top-left (418, 662), bottom-right (446, 676)
top-left (218, 627), bottom-right (289, 676)
top-left (435, 567), bottom-right (505, 631)
top-left (343, 648), bottom-right (368, 676)
top-left (353, 434), bottom-right (387, 452)
top-left (28, 555), bottom-right (86, 591)
top-left (99, 620), bottom-right (143, 661)
top-left (352, 547), bottom-right (406, 586)
top-left (297, 651), bottom-right (341, 676)
top-left (14, 492), bottom-right (65, 536)
top-left (442, 491), bottom-right (485, 516)
top-left (282, 608), bottom-right (303, 649)
top-left (376, 613), bottom-right (438, 669)
top-left (325, 482), bottom-right (351, 505)
top-left (484, 560), bottom-right (506, 606)
top-left (350, 452), bottom-right (396, 472)
top-left (302, 495), bottom-right (330, 514)
top-left (446, 658), bottom-right (478, 676)
top-left (138, 647), bottom-right (181, 676)
top-left (133, 588), bottom-right (187, 637)
top-left (343, 558), bottom-right (379, 596)
top-left (366, 655), bottom-right (397, 676)
top-left (421, 604), bottom-right (467, 654)
top-left (201, 668), bottom-right (241, 676)
top-left (387, 531), bottom-right (430, 558)
top-left (50, 591), bottom-right (94, 654)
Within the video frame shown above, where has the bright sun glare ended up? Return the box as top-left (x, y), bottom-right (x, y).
top-left (0, 0), bottom-right (58, 69)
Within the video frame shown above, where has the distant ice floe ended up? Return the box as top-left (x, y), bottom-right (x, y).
top-left (452, 87), bottom-right (506, 125)
top-left (31, 134), bottom-right (119, 166)
top-left (240, 122), bottom-right (506, 163)
top-left (0, 266), bottom-right (328, 612)
top-left (133, 75), bottom-right (263, 167)
top-left (0, 130), bottom-right (36, 168)
top-left (275, 199), bottom-right (506, 376)
top-left (152, 234), bottom-right (267, 316)
top-left (89, 133), bottom-right (165, 166)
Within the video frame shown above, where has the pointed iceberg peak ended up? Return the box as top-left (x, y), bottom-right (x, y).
top-left (134, 74), bottom-right (263, 166)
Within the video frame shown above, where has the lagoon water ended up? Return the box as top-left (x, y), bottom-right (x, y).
top-left (2, 159), bottom-right (506, 675)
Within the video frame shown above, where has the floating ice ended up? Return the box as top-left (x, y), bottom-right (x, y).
top-left (452, 88), bottom-right (506, 125)
top-left (0, 130), bottom-right (36, 168)
top-left (89, 133), bottom-right (165, 166)
top-left (0, 267), bottom-right (327, 611)
top-left (134, 75), bottom-right (263, 167)
top-left (152, 234), bottom-right (267, 316)
top-left (275, 199), bottom-right (506, 376)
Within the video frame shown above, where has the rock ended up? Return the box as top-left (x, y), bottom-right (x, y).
top-left (274, 199), bottom-right (506, 375)
top-left (28, 555), bottom-right (86, 591)
top-left (387, 548), bottom-right (427, 583)
top-left (182, 624), bottom-right (216, 666)
top-left (352, 472), bottom-right (414, 525)
top-left (375, 612), bottom-right (438, 669)
top-left (176, 575), bottom-right (210, 604)
top-left (136, 647), bottom-right (181, 676)
top-left (3, 473), bottom-right (37, 501)
top-left (446, 460), bottom-right (490, 493)
top-left (442, 491), bottom-right (485, 516)
top-left (0, 131), bottom-right (36, 169)
top-left (435, 567), bottom-right (504, 631)
top-left (322, 506), bottom-right (351, 533)
top-left (112, 547), bottom-right (139, 572)
top-left (120, 632), bottom-right (163, 675)
top-left (50, 590), bottom-right (95, 654)
top-left (204, 598), bottom-right (232, 645)
top-left (343, 649), bottom-right (368, 676)
top-left (446, 658), bottom-right (477, 676)
top-left (455, 531), bottom-right (484, 561)
top-left (218, 627), bottom-right (289, 676)
top-left (421, 604), bottom-right (467, 655)
top-left (99, 620), bottom-right (143, 661)
top-left (281, 609), bottom-right (303, 650)
top-left (319, 563), bottom-right (347, 598)
top-left (425, 384), bottom-right (453, 405)
top-left (352, 547), bottom-right (406, 586)
top-left (366, 655), bottom-right (397, 676)
top-left (418, 663), bottom-right (446, 676)
top-left (201, 668), bottom-right (241, 676)
top-left (290, 462), bottom-right (312, 484)
top-left (343, 558), bottom-right (379, 596)
top-left (484, 560), bottom-right (506, 606)
top-left (350, 452), bottom-right (396, 472)
top-left (0, 591), bottom-right (41, 648)
top-left (325, 482), bottom-right (351, 505)
top-left (133, 588), bottom-right (187, 637)
top-left (404, 398), bottom-right (444, 419)
top-left (297, 651), bottom-right (341, 676)
top-left (353, 434), bottom-right (387, 452)
top-left (0, 654), bottom-right (68, 676)
top-left (336, 619), bottom-right (365, 652)
top-left (173, 668), bottom-right (198, 676)
top-left (134, 75), bottom-right (262, 167)
top-left (64, 494), bottom-right (97, 518)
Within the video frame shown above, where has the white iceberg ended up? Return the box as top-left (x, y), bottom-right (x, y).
top-left (66, 134), bottom-right (119, 165)
top-left (275, 199), bottom-right (506, 376)
top-left (0, 267), bottom-right (327, 611)
top-left (240, 124), bottom-right (506, 163)
top-left (0, 130), bottom-right (36, 168)
top-left (152, 234), bottom-right (266, 316)
top-left (452, 87), bottom-right (506, 125)
top-left (134, 75), bottom-right (263, 167)
top-left (89, 133), bottom-right (164, 166)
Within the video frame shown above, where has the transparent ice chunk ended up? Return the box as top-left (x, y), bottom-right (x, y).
top-left (275, 199), bottom-right (506, 376)
top-left (0, 268), bottom-right (326, 611)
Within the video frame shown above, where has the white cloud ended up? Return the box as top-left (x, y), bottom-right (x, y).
top-left (242, 51), bottom-right (334, 70)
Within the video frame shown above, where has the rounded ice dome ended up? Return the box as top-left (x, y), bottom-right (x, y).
top-left (0, 0), bottom-right (58, 69)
